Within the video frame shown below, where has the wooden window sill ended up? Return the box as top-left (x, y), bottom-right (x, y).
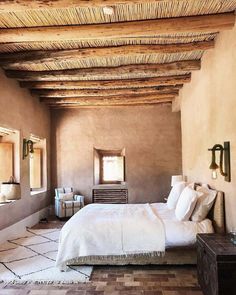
top-left (30, 189), bottom-right (47, 196)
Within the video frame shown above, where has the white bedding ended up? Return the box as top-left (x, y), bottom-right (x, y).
top-left (151, 203), bottom-right (214, 247)
top-left (56, 203), bottom-right (165, 270)
top-left (56, 202), bottom-right (214, 269)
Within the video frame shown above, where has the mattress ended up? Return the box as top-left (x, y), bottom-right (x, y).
top-left (151, 202), bottom-right (214, 247)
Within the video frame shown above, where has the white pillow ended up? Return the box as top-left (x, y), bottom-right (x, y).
top-left (167, 181), bottom-right (187, 209)
top-left (58, 192), bottom-right (74, 201)
top-left (175, 186), bottom-right (202, 221)
top-left (188, 182), bottom-right (195, 190)
top-left (191, 186), bottom-right (217, 222)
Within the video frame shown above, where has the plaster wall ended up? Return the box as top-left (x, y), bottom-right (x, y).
top-left (0, 70), bottom-right (51, 230)
top-left (51, 105), bottom-right (182, 204)
top-left (180, 24), bottom-right (236, 231)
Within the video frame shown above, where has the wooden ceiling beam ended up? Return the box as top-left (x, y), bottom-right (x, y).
top-left (0, 13), bottom-right (234, 43)
top-left (32, 86), bottom-right (181, 98)
top-left (20, 74), bottom-right (191, 90)
top-left (41, 94), bottom-right (175, 106)
top-left (0, 41), bottom-right (214, 68)
top-left (0, 1), bottom-right (198, 12)
top-left (41, 94), bottom-right (176, 104)
top-left (48, 100), bottom-right (173, 107)
top-left (50, 102), bottom-right (172, 109)
top-left (6, 60), bottom-right (200, 81)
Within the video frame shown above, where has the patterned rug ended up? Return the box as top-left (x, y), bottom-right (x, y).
top-left (0, 228), bottom-right (93, 284)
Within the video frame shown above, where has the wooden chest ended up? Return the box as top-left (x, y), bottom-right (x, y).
top-left (197, 234), bottom-right (236, 295)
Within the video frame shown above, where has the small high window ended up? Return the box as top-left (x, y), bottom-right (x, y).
top-left (94, 148), bottom-right (125, 185)
top-left (102, 155), bottom-right (124, 183)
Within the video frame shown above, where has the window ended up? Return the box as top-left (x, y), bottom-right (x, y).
top-left (102, 155), bottom-right (124, 183)
top-left (30, 148), bottom-right (42, 189)
top-left (29, 135), bottom-right (47, 194)
top-left (0, 142), bottom-right (13, 184)
top-left (94, 148), bottom-right (125, 185)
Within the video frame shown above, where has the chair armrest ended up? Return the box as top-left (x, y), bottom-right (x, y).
top-left (74, 195), bottom-right (85, 207)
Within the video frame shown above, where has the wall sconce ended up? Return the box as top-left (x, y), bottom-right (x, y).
top-left (23, 139), bottom-right (34, 159)
top-left (208, 141), bottom-right (231, 182)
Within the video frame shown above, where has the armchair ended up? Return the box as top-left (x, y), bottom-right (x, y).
top-left (54, 187), bottom-right (85, 218)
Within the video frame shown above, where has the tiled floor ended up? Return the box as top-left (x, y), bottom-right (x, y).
top-left (0, 217), bottom-right (203, 295)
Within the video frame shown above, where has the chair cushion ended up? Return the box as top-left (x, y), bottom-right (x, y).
top-left (62, 201), bottom-right (73, 209)
top-left (58, 192), bottom-right (74, 201)
top-left (64, 187), bottom-right (73, 193)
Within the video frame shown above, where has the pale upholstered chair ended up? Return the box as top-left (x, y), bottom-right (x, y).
top-left (54, 187), bottom-right (85, 218)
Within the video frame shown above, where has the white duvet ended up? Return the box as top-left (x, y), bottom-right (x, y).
top-left (56, 203), bottom-right (165, 269)
top-left (56, 202), bottom-right (213, 270)
top-left (151, 203), bottom-right (214, 247)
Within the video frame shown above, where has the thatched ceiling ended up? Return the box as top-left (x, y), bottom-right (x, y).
top-left (0, 0), bottom-right (236, 108)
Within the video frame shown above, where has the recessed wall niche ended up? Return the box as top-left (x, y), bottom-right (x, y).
top-left (0, 126), bottom-right (20, 201)
top-left (94, 148), bottom-right (125, 185)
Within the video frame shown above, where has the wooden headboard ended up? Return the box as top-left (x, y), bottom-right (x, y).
top-left (207, 191), bottom-right (225, 234)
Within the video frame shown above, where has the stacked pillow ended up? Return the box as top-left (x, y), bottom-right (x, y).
top-left (167, 181), bottom-right (187, 210)
top-left (191, 185), bottom-right (217, 222)
top-left (166, 182), bottom-right (217, 222)
top-left (175, 186), bottom-right (202, 221)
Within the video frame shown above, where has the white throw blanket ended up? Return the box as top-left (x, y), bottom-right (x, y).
top-left (56, 203), bottom-right (165, 270)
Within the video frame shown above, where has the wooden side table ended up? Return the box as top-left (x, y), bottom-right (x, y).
top-left (197, 233), bottom-right (236, 295)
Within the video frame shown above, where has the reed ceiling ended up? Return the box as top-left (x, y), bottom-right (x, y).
top-left (0, 0), bottom-right (236, 108)
top-left (1, 1), bottom-right (236, 27)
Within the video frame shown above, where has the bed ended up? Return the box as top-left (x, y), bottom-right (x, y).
top-left (56, 190), bottom-right (225, 269)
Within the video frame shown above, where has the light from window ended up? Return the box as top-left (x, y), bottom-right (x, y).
top-left (29, 135), bottom-right (47, 193)
top-left (0, 142), bottom-right (13, 184)
top-left (102, 156), bottom-right (124, 182)
top-left (30, 148), bottom-right (42, 189)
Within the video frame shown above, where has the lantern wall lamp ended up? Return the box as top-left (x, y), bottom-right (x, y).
top-left (208, 141), bottom-right (231, 182)
top-left (23, 139), bottom-right (34, 159)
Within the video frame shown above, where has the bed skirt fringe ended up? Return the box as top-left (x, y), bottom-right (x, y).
top-left (0, 279), bottom-right (89, 285)
top-left (66, 251), bottom-right (165, 266)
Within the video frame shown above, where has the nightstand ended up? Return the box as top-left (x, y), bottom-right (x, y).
top-left (197, 234), bottom-right (236, 295)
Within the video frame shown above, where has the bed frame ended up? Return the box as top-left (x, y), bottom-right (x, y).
top-left (69, 191), bottom-right (225, 266)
